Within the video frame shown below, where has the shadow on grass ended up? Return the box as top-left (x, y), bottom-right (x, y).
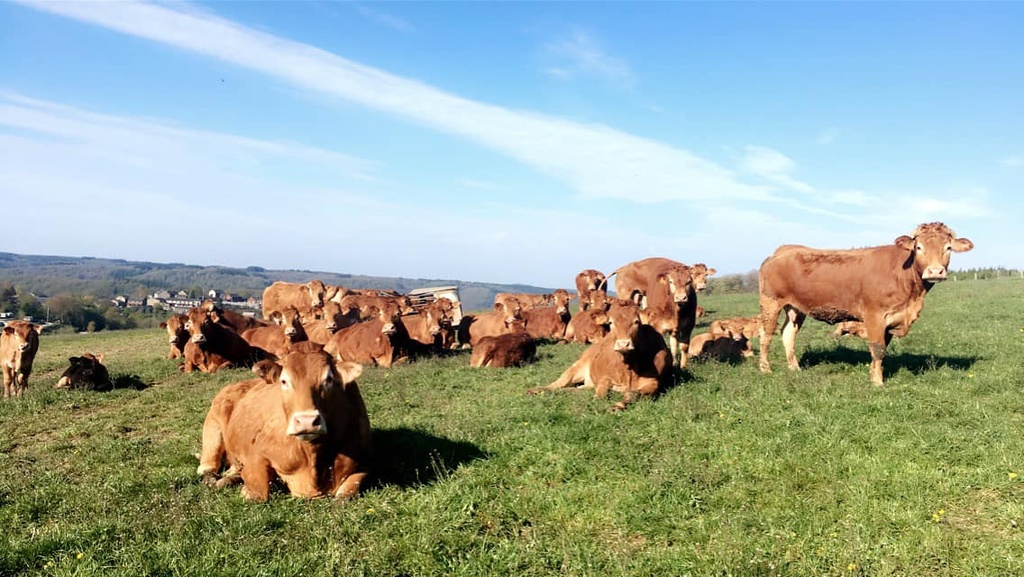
top-left (800, 345), bottom-right (979, 378)
top-left (370, 427), bottom-right (488, 490)
top-left (112, 374), bottom-right (150, 391)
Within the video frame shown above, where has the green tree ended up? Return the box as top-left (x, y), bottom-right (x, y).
top-left (18, 293), bottom-right (45, 321)
top-left (0, 282), bottom-right (17, 315)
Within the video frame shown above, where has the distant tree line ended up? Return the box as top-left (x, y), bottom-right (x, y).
top-left (703, 267), bottom-right (1021, 295)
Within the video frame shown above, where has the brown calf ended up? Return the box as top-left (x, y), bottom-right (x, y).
top-left (470, 320), bottom-right (536, 368)
top-left (241, 306), bottom-right (309, 358)
top-left (1, 321), bottom-right (41, 398)
top-left (323, 300), bottom-right (406, 368)
top-left (160, 314), bottom-right (189, 360)
top-left (564, 308), bottom-right (611, 344)
top-left (575, 269), bottom-right (608, 311)
top-left (186, 308), bottom-right (272, 372)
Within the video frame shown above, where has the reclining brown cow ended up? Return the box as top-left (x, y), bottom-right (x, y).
top-left (197, 351), bottom-right (371, 502)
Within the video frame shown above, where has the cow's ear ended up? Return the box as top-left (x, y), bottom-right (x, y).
top-left (3, 326), bottom-right (14, 337)
top-left (894, 235), bottom-right (915, 250)
top-left (96, 354), bottom-right (105, 364)
top-left (68, 357), bottom-right (81, 365)
top-left (252, 359), bottom-right (282, 383)
top-left (334, 361), bottom-right (363, 384)
top-left (269, 311), bottom-right (284, 325)
top-left (656, 272), bottom-right (669, 284)
top-left (952, 237), bottom-right (974, 253)
top-left (32, 324), bottom-right (42, 334)
top-left (707, 268), bottom-right (717, 276)
top-left (493, 302), bottom-right (503, 311)
top-left (159, 322), bottom-right (167, 329)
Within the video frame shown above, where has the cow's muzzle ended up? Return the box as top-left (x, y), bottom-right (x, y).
top-left (287, 410), bottom-right (326, 439)
top-left (381, 323), bottom-right (396, 335)
top-left (922, 266), bottom-right (948, 281)
top-left (191, 333), bottom-right (206, 344)
top-left (613, 338), bottom-right (634, 352)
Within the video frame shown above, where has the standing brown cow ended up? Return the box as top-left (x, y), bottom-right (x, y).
top-left (527, 301), bottom-right (671, 412)
top-left (758, 222), bottom-right (973, 385)
top-left (1, 321), bottom-right (41, 398)
top-left (198, 351), bottom-right (371, 501)
top-left (613, 257), bottom-right (698, 368)
top-left (262, 280), bottom-right (328, 322)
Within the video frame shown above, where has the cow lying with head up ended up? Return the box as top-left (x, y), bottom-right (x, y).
top-left (197, 351), bottom-right (371, 502)
top-left (56, 353), bottom-right (113, 391)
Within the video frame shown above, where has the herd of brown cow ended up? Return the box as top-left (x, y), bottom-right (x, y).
top-left (1, 222), bottom-right (974, 502)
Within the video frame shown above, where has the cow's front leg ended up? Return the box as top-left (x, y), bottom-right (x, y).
top-left (865, 320), bottom-right (890, 386)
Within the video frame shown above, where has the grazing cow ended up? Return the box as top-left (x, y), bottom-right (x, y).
top-left (456, 295), bottom-right (524, 348)
top-left (709, 316), bottom-right (761, 358)
top-left (324, 300), bottom-right (406, 368)
top-left (615, 258), bottom-right (698, 368)
top-left (527, 302), bottom-right (672, 412)
top-left (494, 292), bottom-right (551, 309)
top-left (470, 320), bottom-right (536, 368)
top-left (160, 314), bottom-right (190, 359)
top-left (55, 353), bottom-right (113, 391)
top-left (241, 306), bottom-right (309, 358)
top-left (564, 307), bottom-right (611, 344)
top-left (1, 320), bottom-right (41, 398)
top-left (831, 320), bottom-right (868, 339)
top-left (186, 308), bottom-right (272, 372)
top-left (758, 222), bottom-right (974, 385)
top-left (197, 351), bottom-right (371, 501)
top-left (262, 280), bottom-right (328, 322)
top-left (520, 289), bottom-right (573, 341)
top-left (575, 269), bottom-right (608, 311)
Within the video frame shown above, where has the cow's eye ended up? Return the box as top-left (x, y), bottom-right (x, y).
top-left (944, 244), bottom-right (952, 252)
top-left (916, 244), bottom-right (924, 252)
top-left (280, 379), bottom-right (290, 389)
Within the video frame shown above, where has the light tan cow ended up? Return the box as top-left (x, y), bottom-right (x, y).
top-left (614, 257), bottom-right (698, 368)
top-left (574, 269), bottom-right (608, 311)
top-left (160, 314), bottom-right (189, 360)
top-left (262, 280), bottom-right (328, 322)
top-left (197, 351), bottom-right (371, 501)
top-left (1, 321), bottom-right (41, 398)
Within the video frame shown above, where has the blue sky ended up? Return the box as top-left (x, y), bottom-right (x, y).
top-left (2, 1), bottom-right (1020, 288)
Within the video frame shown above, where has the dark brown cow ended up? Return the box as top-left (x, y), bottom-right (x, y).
top-left (262, 280), bottom-right (328, 322)
top-left (614, 258), bottom-right (698, 368)
top-left (709, 316), bottom-right (761, 358)
top-left (470, 320), bottom-right (536, 368)
top-left (323, 300), bottom-right (406, 368)
top-left (564, 307), bottom-right (611, 344)
top-left (575, 269), bottom-right (608, 311)
top-left (520, 289), bottom-right (573, 341)
top-left (758, 222), bottom-right (974, 385)
top-left (527, 301), bottom-right (672, 412)
top-left (186, 308), bottom-right (272, 372)
top-left (1, 320), bottom-right (41, 398)
top-left (183, 340), bottom-right (235, 374)
top-left (160, 314), bottom-right (189, 360)
top-left (241, 306), bottom-right (309, 358)
top-left (55, 353), bottom-right (113, 391)
top-left (197, 351), bottom-right (371, 501)
top-left (688, 329), bottom-right (749, 362)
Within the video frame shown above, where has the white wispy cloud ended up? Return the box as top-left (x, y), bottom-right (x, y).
top-left (739, 145), bottom-right (814, 193)
top-left (19, 1), bottom-right (762, 204)
top-left (1001, 155), bottom-right (1023, 167)
top-left (543, 27), bottom-right (635, 89)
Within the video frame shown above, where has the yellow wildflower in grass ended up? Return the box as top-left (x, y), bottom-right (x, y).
top-left (76, 552), bottom-right (84, 559)
top-left (847, 563), bottom-right (857, 571)
top-left (1010, 472), bottom-right (1019, 480)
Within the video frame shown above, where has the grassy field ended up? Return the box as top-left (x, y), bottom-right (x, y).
top-left (2, 279), bottom-right (1023, 576)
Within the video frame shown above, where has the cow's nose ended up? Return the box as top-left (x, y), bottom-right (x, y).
top-left (381, 323), bottom-right (395, 335)
top-left (429, 326), bottom-right (441, 335)
top-left (191, 333), bottom-right (205, 343)
top-left (613, 338), bottom-right (634, 352)
top-left (285, 327), bottom-right (297, 336)
top-left (923, 266), bottom-right (948, 281)
top-left (287, 410), bottom-right (326, 437)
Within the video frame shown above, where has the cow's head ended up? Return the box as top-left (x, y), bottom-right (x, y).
top-left (494, 295), bottom-right (523, 323)
top-left (689, 263), bottom-right (717, 292)
top-left (185, 308), bottom-right (216, 344)
top-left (268, 306), bottom-right (306, 341)
top-left (261, 351), bottom-right (362, 440)
top-left (895, 222), bottom-right (974, 282)
top-left (160, 314), bottom-right (189, 347)
top-left (577, 269), bottom-right (607, 292)
top-left (606, 301), bottom-right (643, 353)
top-left (306, 280), bottom-right (327, 308)
top-left (656, 265), bottom-right (694, 304)
top-left (319, 301), bottom-right (342, 333)
top-left (375, 300), bottom-right (402, 335)
top-left (551, 289), bottom-right (573, 315)
top-left (2, 321), bottom-right (41, 352)
top-left (56, 353), bottom-right (112, 391)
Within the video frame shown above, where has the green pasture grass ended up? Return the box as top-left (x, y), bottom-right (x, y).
top-left (2, 279), bottom-right (1023, 576)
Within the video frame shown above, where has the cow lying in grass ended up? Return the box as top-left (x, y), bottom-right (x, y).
top-left (197, 351), bottom-right (371, 502)
top-left (55, 353), bottom-right (113, 391)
